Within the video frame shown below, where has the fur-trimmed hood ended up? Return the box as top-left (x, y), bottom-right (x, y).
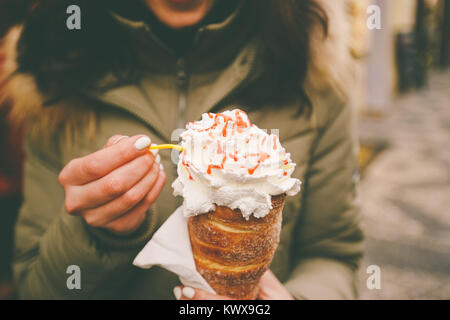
top-left (0, 0), bottom-right (354, 131)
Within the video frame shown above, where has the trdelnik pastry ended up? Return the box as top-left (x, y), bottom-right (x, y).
top-left (172, 109), bottom-right (301, 299)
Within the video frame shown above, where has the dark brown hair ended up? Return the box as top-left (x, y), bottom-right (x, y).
top-left (11, 0), bottom-right (328, 114)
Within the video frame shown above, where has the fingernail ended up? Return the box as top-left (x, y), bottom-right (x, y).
top-left (160, 163), bottom-right (164, 171)
top-left (150, 144), bottom-right (159, 156)
top-left (173, 287), bottom-right (181, 300)
top-left (135, 136), bottom-right (151, 150)
top-left (112, 135), bottom-right (129, 145)
top-left (182, 287), bottom-right (195, 299)
top-left (156, 154), bottom-right (161, 164)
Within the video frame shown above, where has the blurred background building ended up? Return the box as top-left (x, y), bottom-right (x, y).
top-left (349, 0), bottom-right (450, 299)
top-left (350, 0), bottom-right (449, 113)
top-left (0, 0), bottom-right (449, 299)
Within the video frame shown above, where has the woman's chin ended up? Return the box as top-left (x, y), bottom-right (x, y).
top-left (146, 0), bottom-right (215, 29)
top-left (156, 11), bottom-right (209, 29)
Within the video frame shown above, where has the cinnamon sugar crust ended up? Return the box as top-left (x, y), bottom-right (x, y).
top-left (188, 194), bottom-right (286, 300)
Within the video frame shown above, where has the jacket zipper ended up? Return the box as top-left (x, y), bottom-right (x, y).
top-left (176, 58), bottom-right (188, 129)
top-left (85, 42), bottom-right (258, 142)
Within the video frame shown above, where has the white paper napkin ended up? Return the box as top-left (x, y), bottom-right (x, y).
top-left (133, 206), bottom-right (216, 293)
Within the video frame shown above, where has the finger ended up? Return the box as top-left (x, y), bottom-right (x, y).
top-left (100, 170), bottom-right (165, 234)
top-left (102, 195), bottom-right (151, 235)
top-left (176, 286), bottom-right (231, 300)
top-left (104, 135), bottom-right (129, 148)
top-left (149, 143), bottom-right (160, 157)
top-left (257, 270), bottom-right (278, 300)
top-left (259, 269), bottom-right (277, 285)
top-left (256, 270), bottom-right (294, 300)
top-left (65, 153), bottom-right (156, 213)
top-left (80, 162), bottom-right (161, 226)
top-left (143, 169), bottom-right (166, 205)
top-left (59, 135), bottom-right (152, 185)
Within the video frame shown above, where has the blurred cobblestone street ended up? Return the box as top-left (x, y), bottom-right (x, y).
top-left (357, 71), bottom-right (450, 299)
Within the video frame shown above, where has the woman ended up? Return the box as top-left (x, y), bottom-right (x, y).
top-left (1, 0), bottom-right (363, 299)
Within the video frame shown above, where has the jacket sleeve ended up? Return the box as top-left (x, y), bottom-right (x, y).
top-left (284, 99), bottom-right (364, 300)
top-left (12, 135), bottom-right (158, 299)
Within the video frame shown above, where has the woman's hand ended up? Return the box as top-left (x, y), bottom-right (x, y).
top-left (256, 269), bottom-right (294, 300)
top-left (173, 270), bottom-right (294, 300)
top-left (58, 135), bottom-right (166, 235)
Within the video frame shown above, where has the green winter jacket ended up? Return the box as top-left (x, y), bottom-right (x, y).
top-left (4, 0), bottom-right (363, 299)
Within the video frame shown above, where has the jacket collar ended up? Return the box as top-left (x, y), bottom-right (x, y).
top-left (110, 0), bottom-right (250, 72)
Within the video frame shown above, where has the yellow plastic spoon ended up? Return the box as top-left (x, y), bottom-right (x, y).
top-left (149, 144), bottom-right (184, 152)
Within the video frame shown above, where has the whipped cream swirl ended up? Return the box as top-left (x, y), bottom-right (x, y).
top-left (172, 109), bottom-right (301, 219)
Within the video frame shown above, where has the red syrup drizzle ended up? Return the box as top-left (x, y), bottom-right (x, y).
top-left (193, 112), bottom-right (232, 135)
top-left (181, 152), bottom-right (194, 180)
top-left (222, 123), bottom-right (228, 137)
top-left (247, 152), bottom-right (270, 175)
top-left (207, 155), bottom-right (227, 175)
top-left (245, 133), bottom-right (254, 144)
top-left (248, 163), bottom-right (260, 175)
top-left (283, 160), bottom-right (289, 176)
top-left (229, 150), bottom-right (238, 162)
top-left (235, 109), bottom-right (248, 133)
top-left (187, 110), bottom-right (274, 176)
